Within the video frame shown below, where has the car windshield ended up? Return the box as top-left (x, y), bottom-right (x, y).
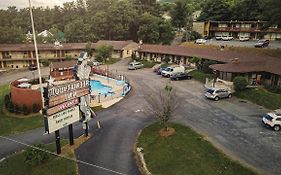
top-left (264, 115), bottom-right (273, 121)
top-left (207, 89), bottom-right (214, 94)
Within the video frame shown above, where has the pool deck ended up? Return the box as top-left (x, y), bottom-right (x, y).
top-left (89, 74), bottom-right (125, 108)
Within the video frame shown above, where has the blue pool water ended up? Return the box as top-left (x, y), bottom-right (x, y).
top-left (90, 80), bottom-right (113, 95)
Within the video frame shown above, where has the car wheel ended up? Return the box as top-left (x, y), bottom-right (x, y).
top-left (214, 96), bottom-right (219, 101)
top-left (167, 75), bottom-right (170, 78)
top-left (273, 125), bottom-right (280, 131)
top-left (228, 94), bottom-right (232, 98)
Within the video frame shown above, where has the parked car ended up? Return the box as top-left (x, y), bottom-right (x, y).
top-left (194, 39), bottom-right (207, 44)
top-left (170, 72), bottom-right (192, 80)
top-left (215, 35), bottom-right (223, 40)
top-left (28, 64), bottom-right (37, 71)
top-left (262, 109), bottom-right (281, 131)
top-left (254, 39), bottom-right (270, 48)
top-left (222, 36), bottom-right (234, 41)
top-left (128, 61), bottom-right (144, 70)
top-left (239, 36), bottom-right (250, 42)
top-left (161, 66), bottom-right (185, 77)
top-left (152, 64), bottom-right (161, 72)
top-left (157, 67), bottom-right (166, 75)
top-left (204, 88), bottom-right (232, 101)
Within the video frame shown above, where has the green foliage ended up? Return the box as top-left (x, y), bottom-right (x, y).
top-left (170, 0), bottom-right (193, 28)
top-left (14, 104), bottom-right (21, 114)
top-left (140, 60), bottom-right (157, 68)
top-left (182, 31), bottom-right (202, 41)
top-left (22, 105), bottom-right (30, 115)
top-left (235, 88), bottom-right (281, 110)
top-left (202, 60), bottom-right (217, 74)
top-left (85, 42), bottom-right (93, 57)
top-left (95, 44), bottom-right (113, 62)
top-left (24, 144), bottom-right (49, 166)
top-left (163, 56), bottom-right (171, 63)
top-left (32, 103), bottom-right (40, 113)
top-left (189, 70), bottom-right (214, 83)
top-left (40, 59), bottom-right (50, 67)
top-left (233, 76), bottom-right (248, 91)
top-left (198, 0), bottom-right (232, 21)
top-left (7, 101), bottom-right (14, 113)
top-left (0, 85), bottom-right (43, 136)
top-left (131, 52), bottom-right (137, 60)
top-left (4, 94), bottom-right (10, 108)
top-left (137, 122), bottom-right (257, 175)
top-left (0, 26), bottom-right (25, 44)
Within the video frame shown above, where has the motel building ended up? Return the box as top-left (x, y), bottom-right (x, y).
top-left (137, 44), bottom-right (281, 87)
top-left (0, 40), bottom-right (138, 69)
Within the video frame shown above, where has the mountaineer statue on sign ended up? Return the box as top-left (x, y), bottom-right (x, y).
top-left (75, 52), bottom-right (96, 129)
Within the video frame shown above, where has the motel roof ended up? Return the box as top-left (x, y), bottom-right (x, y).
top-left (138, 44), bottom-right (281, 75)
top-left (49, 60), bottom-right (77, 69)
top-left (94, 40), bottom-right (137, 51)
top-left (0, 43), bottom-right (89, 52)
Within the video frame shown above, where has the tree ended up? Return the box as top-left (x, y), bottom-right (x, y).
top-left (198, 0), bottom-right (232, 21)
top-left (95, 44), bottom-right (113, 62)
top-left (85, 42), bottom-right (93, 57)
top-left (145, 83), bottom-right (179, 131)
top-left (233, 76), bottom-right (248, 91)
top-left (202, 60), bottom-right (217, 74)
top-left (137, 13), bottom-right (161, 44)
top-left (231, 0), bottom-right (263, 21)
top-left (170, 0), bottom-right (193, 29)
top-left (159, 20), bottom-right (175, 45)
top-left (259, 0), bottom-right (281, 26)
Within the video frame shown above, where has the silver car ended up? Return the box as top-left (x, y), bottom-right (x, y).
top-left (128, 61), bottom-right (144, 70)
top-left (204, 88), bottom-right (232, 101)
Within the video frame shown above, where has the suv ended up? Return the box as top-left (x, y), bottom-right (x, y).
top-left (254, 39), bottom-right (269, 48)
top-left (262, 109), bottom-right (281, 131)
top-left (128, 61), bottom-right (144, 70)
top-left (239, 36), bottom-right (250, 42)
top-left (204, 88), bottom-right (232, 101)
top-left (222, 36), bottom-right (233, 41)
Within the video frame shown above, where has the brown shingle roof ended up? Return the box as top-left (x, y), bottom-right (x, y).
top-left (0, 43), bottom-right (89, 52)
top-left (94, 40), bottom-right (135, 50)
top-left (49, 60), bottom-right (77, 69)
top-left (138, 44), bottom-right (281, 75)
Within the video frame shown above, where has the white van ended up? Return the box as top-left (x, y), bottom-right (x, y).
top-left (161, 66), bottom-right (185, 77)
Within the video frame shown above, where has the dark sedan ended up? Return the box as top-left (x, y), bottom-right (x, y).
top-left (254, 39), bottom-right (269, 48)
top-left (170, 72), bottom-right (192, 80)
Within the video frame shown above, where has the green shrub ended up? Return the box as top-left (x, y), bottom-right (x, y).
top-left (163, 56), bottom-right (170, 63)
top-left (4, 94), bottom-right (10, 108)
top-left (32, 103), bottom-right (40, 113)
top-left (14, 104), bottom-right (21, 114)
top-left (202, 60), bottom-right (217, 74)
top-left (7, 102), bottom-right (14, 112)
top-left (22, 105), bottom-right (30, 115)
top-left (24, 144), bottom-right (50, 166)
top-left (233, 76), bottom-right (248, 91)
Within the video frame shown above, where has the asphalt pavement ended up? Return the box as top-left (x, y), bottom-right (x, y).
top-left (1, 59), bottom-right (281, 175)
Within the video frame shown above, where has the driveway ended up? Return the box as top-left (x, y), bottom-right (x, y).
top-left (76, 60), bottom-right (281, 175)
top-left (1, 59), bottom-right (280, 175)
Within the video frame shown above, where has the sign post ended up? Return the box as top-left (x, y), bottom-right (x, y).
top-left (68, 124), bottom-right (74, 145)
top-left (55, 130), bottom-right (61, 154)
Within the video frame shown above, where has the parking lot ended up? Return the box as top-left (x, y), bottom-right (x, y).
top-left (205, 39), bottom-right (281, 49)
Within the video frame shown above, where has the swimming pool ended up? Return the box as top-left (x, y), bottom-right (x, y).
top-left (90, 80), bottom-right (113, 95)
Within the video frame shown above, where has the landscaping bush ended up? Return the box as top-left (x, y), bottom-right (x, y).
top-left (4, 94), bottom-right (10, 108)
top-left (163, 56), bottom-right (170, 63)
top-left (233, 76), bottom-right (248, 91)
top-left (14, 104), bottom-right (21, 114)
top-left (32, 103), bottom-right (40, 113)
top-left (24, 144), bottom-right (50, 166)
top-left (202, 60), bottom-right (217, 74)
top-left (22, 105), bottom-right (30, 115)
top-left (7, 102), bottom-right (14, 113)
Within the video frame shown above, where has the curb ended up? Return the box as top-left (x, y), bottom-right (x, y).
top-left (133, 130), bottom-right (152, 175)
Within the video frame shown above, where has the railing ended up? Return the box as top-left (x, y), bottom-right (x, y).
top-left (90, 68), bottom-right (131, 106)
top-left (210, 27), bottom-right (281, 33)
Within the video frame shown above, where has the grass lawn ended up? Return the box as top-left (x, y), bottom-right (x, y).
top-left (0, 140), bottom-right (77, 175)
top-left (137, 122), bottom-right (257, 175)
top-left (235, 88), bottom-right (281, 110)
top-left (0, 85), bottom-right (43, 136)
top-left (189, 70), bottom-right (214, 83)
